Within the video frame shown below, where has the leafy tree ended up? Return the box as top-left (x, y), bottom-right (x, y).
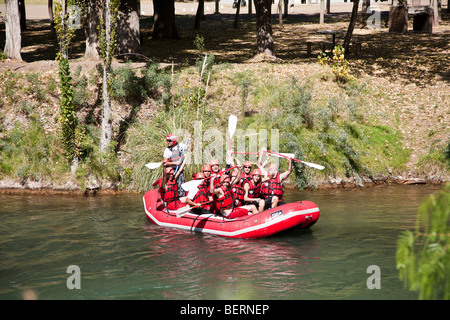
top-left (396, 183), bottom-right (450, 300)
top-left (53, 0), bottom-right (85, 173)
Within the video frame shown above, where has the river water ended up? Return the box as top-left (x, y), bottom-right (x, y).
top-left (0, 184), bottom-right (443, 300)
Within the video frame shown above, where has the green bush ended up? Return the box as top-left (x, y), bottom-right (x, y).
top-left (397, 183), bottom-right (450, 299)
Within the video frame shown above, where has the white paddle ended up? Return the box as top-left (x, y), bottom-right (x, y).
top-left (269, 152), bottom-right (296, 159)
top-left (182, 179), bottom-right (204, 192)
top-left (233, 151), bottom-right (295, 158)
top-left (176, 205), bottom-right (195, 218)
top-left (176, 200), bottom-right (213, 218)
top-left (228, 115), bottom-right (237, 151)
top-left (267, 150), bottom-right (325, 170)
top-left (144, 155), bottom-right (185, 170)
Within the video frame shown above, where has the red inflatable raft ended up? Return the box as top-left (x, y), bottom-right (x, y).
top-left (143, 189), bottom-right (320, 239)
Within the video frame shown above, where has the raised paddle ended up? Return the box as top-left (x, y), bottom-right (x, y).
top-left (228, 115), bottom-right (237, 151)
top-left (266, 150), bottom-right (325, 170)
top-left (233, 151), bottom-right (296, 158)
top-left (145, 155), bottom-right (185, 170)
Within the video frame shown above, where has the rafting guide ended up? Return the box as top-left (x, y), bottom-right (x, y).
top-left (163, 133), bottom-right (191, 197)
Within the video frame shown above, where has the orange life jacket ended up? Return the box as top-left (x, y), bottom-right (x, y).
top-left (260, 173), bottom-right (283, 199)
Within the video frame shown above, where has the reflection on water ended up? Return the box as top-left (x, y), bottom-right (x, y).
top-left (0, 184), bottom-right (443, 299)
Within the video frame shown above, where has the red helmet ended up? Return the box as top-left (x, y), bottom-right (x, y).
top-left (210, 159), bottom-right (219, 166)
top-left (244, 161), bottom-right (252, 168)
top-left (202, 165), bottom-right (211, 172)
top-left (166, 134), bottom-right (177, 147)
top-left (192, 172), bottom-right (205, 180)
top-left (165, 167), bottom-right (174, 174)
top-left (195, 172), bottom-right (205, 180)
top-left (220, 175), bottom-right (231, 184)
top-left (252, 169), bottom-right (261, 176)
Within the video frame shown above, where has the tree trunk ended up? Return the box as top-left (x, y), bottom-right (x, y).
top-left (18, 0), bottom-right (26, 31)
top-left (215, 0), bottom-right (220, 14)
top-left (84, 0), bottom-right (101, 60)
top-left (48, 0), bottom-right (56, 36)
top-left (343, 0), bottom-right (360, 53)
top-left (361, 0), bottom-right (371, 15)
top-left (278, 0), bottom-right (283, 27)
top-left (320, 0), bottom-right (324, 24)
top-left (359, 0), bottom-right (371, 27)
top-left (388, 4), bottom-right (408, 33)
top-left (234, 0), bottom-right (241, 29)
top-left (194, 0), bottom-right (205, 30)
top-left (100, 0), bottom-right (113, 154)
top-left (117, 0), bottom-right (141, 54)
top-left (152, 0), bottom-right (179, 39)
top-left (432, 0), bottom-right (439, 26)
top-left (4, 0), bottom-right (22, 61)
top-left (254, 0), bottom-right (275, 57)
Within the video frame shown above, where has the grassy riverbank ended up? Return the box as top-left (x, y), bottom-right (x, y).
top-left (0, 13), bottom-right (449, 194)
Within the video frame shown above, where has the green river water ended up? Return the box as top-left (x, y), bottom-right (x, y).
top-left (0, 184), bottom-right (443, 300)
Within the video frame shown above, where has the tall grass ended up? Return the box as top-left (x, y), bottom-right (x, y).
top-left (0, 116), bottom-right (69, 182)
top-left (239, 74), bottom-right (413, 188)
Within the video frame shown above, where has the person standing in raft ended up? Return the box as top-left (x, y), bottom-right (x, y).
top-left (160, 166), bottom-right (198, 211)
top-left (210, 166), bottom-right (259, 219)
top-left (243, 169), bottom-right (265, 213)
top-left (163, 134), bottom-right (191, 197)
top-left (257, 148), bottom-right (293, 209)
